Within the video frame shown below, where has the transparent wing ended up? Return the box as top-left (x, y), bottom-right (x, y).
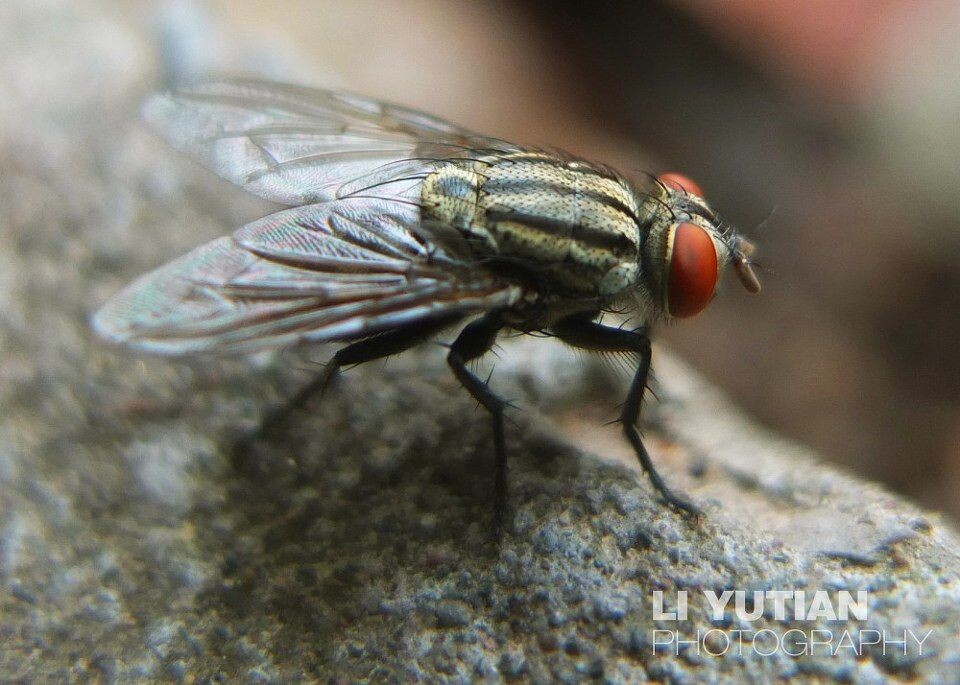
top-left (143, 78), bottom-right (516, 205)
top-left (92, 197), bottom-right (522, 355)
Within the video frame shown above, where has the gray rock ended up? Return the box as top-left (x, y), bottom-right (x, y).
top-left (2, 1), bottom-right (960, 682)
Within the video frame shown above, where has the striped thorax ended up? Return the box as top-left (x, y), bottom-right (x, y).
top-left (421, 152), bottom-right (646, 319)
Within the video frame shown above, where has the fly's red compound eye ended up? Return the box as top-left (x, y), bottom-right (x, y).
top-left (657, 172), bottom-right (703, 198)
top-left (666, 222), bottom-right (718, 318)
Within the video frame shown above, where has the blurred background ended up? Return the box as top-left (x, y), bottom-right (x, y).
top-left (6, 0), bottom-right (960, 517)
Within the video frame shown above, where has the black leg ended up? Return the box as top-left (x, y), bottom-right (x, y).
top-left (238, 318), bottom-right (457, 449)
top-left (446, 313), bottom-right (508, 538)
top-left (551, 315), bottom-right (701, 515)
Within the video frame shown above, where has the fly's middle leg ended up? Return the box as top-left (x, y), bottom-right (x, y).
top-left (446, 313), bottom-right (508, 539)
top-left (551, 314), bottom-right (701, 515)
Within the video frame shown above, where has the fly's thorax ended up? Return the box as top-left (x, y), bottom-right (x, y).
top-left (420, 152), bottom-right (645, 300)
top-left (419, 162), bottom-right (490, 247)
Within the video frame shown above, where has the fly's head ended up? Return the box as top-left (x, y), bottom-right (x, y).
top-left (638, 172), bottom-right (761, 320)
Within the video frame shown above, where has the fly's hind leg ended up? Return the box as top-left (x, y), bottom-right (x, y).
top-left (551, 315), bottom-right (701, 515)
top-left (446, 313), bottom-right (508, 538)
top-left (233, 317), bottom-right (458, 456)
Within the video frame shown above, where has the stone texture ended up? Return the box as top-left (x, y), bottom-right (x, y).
top-left (2, 1), bottom-right (960, 682)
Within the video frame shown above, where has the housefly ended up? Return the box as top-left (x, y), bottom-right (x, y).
top-left (93, 80), bottom-right (761, 534)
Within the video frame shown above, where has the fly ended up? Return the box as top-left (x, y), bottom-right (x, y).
top-left (93, 79), bottom-right (761, 535)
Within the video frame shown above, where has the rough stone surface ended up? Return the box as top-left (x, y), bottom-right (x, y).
top-left (2, 2), bottom-right (960, 682)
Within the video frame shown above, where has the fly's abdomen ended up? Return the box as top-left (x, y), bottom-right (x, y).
top-left (421, 152), bottom-right (644, 298)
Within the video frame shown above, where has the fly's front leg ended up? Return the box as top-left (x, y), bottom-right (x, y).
top-left (551, 315), bottom-right (701, 515)
top-left (446, 313), bottom-right (508, 538)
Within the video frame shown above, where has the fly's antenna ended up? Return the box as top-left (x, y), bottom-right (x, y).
top-left (732, 236), bottom-right (762, 293)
